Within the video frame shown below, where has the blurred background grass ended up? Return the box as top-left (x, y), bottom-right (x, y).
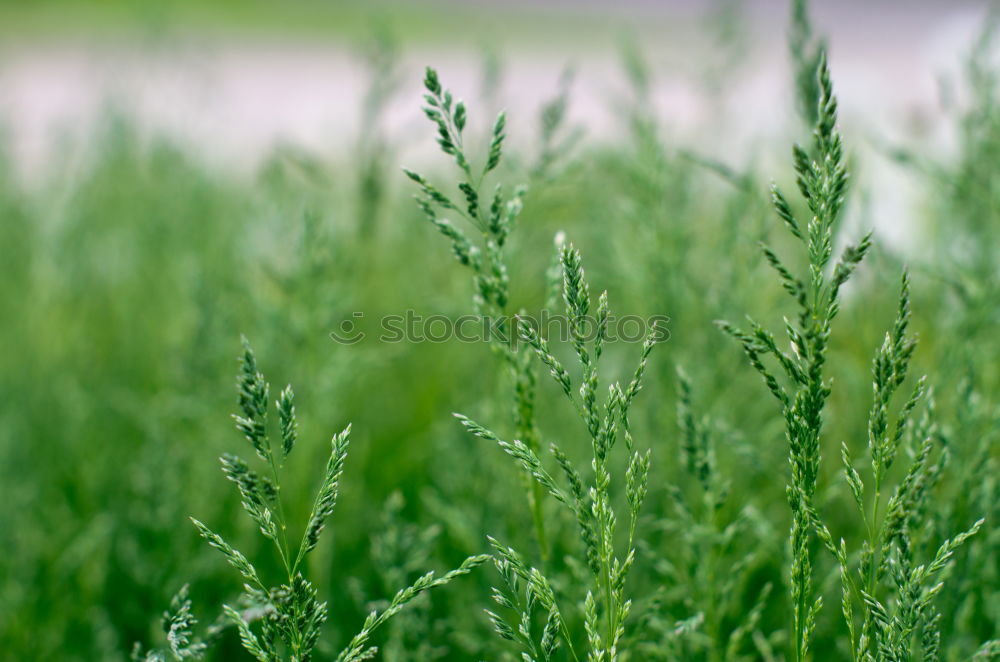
top-left (0, 1), bottom-right (997, 660)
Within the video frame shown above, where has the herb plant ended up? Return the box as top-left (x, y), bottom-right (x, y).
top-left (720, 50), bottom-right (992, 662)
top-left (404, 67), bottom-right (544, 560)
top-left (460, 244), bottom-right (661, 662)
top-left (2, 2), bottom-right (998, 660)
top-left (407, 67), bottom-right (667, 661)
top-left (184, 339), bottom-right (487, 661)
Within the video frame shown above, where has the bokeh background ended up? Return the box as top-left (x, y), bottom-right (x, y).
top-left (0, 1), bottom-right (997, 660)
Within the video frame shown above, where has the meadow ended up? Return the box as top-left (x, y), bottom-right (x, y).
top-left (0, 1), bottom-right (997, 660)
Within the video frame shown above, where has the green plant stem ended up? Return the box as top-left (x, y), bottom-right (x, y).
top-left (705, 504), bottom-right (722, 662)
top-left (530, 476), bottom-right (549, 563)
top-left (266, 450), bottom-right (293, 578)
top-left (503, 335), bottom-right (550, 564)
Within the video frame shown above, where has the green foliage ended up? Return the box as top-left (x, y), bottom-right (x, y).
top-left (406, 67), bottom-right (546, 564)
top-left (459, 244), bottom-right (661, 662)
top-left (719, 51), bottom-right (860, 661)
top-left (132, 585), bottom-right (222, 661)
top-left (188, 341), bottom-right (487, 661)
top-left (636, 367), bottom-right (777, 662)
top-left (410, 69), bottom-right (666, 661)
top-left (0, 3), bottom-right (998, 661)
top-left (722, 46), bottom-right (992, 662)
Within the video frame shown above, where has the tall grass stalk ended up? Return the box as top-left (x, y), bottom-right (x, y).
top-left (460, 243), bottom-right (661, 662)
top-left (404, 68), bottom-right (546, 559)
top-left (721, 48), bottom-right (992, 662)
top-left (159, 339), bottom-right (487, 661)
top-left (719, 50), bottom-right (856, 662)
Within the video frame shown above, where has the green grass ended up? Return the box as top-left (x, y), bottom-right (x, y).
top-left (0, 0), bottom-right (679, 51)
top-left (0, 1), bottom-right (997, 660)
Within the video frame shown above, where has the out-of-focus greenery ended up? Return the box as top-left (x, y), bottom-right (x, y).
top-left (0, 6), bottom-right (997, 662)
top-left (0, 0), bottom-right (654, 48)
